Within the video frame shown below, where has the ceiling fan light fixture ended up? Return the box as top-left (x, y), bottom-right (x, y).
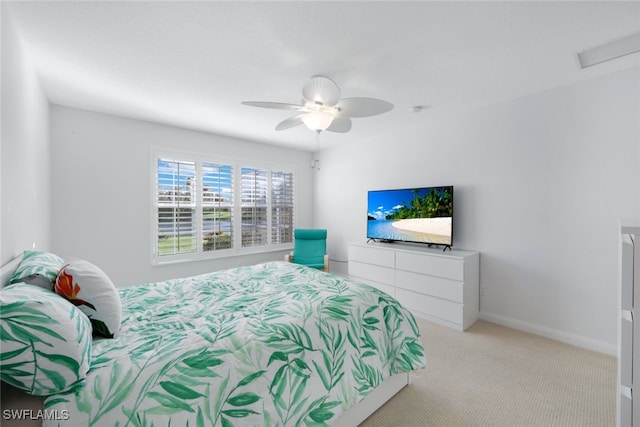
top-left (243, 75), bottom-right (392, 135)
top-left (301, 110), bottom-right (335, 132)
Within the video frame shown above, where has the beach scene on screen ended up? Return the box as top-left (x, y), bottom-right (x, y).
top-left (367, 187), bottom-right (453, 245)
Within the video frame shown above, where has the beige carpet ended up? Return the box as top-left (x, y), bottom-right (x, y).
top-left (360, 318), bottom-right (616, 427)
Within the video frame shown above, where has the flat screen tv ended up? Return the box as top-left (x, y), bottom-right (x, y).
top-left (367, 186), bottom-right (453, 247)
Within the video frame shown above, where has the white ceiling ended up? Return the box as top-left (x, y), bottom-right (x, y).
top-left (6, 1), bottom-right (640, 151)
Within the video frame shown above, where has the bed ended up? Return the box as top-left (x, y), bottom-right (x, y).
top-left (1, 256), bottom-right (426, 426)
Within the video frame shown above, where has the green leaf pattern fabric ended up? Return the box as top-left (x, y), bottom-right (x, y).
top-left (0, 284), bottom-right (92, 396)
top-left (43, 261), bottom-right (426, 426)
top-left (9, 250), bottom-right (65, 285)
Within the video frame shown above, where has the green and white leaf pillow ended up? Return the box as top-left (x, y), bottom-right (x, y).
top-left (0, 284), bottom-right (92, 396)
top-left (9, 250), bottom-right (65, 287)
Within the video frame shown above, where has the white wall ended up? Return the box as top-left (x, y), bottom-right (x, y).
top-left (50, 106), bottom-right (314, 286)
top-left (1, 5), bottom-right (51, 266)
top-left (315, 67), bottom-right (640, 354)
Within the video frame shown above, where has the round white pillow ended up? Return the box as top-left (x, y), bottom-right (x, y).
top-left (55, 259), bottom-right (122, 338)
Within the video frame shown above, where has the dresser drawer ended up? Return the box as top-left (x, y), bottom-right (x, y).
top-left (621, 310), bottom-right (633, 388)
top-left (396, 288), bottom-right (463, 325)
top-left (621, 235), bottom-right (634, 311)
top-left (396, 270), bottom-right (463, 303)
top-left (619, 388), bottom-right (632, 427)
top-left (349, 244), bottom-right (394, 268)
top-left (349, 260), bottom-right (395, 286)
top-left (396, 251), bottom-right (464, 281)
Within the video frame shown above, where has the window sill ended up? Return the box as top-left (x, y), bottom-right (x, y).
top-left (152, 244), bottom-right (293, 267)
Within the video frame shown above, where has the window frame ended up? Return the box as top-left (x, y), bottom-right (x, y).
top-left (151, 150), bottom-right (295, 265)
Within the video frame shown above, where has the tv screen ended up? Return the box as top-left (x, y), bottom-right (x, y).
top-left (367, 186), bottom-right (453, 246)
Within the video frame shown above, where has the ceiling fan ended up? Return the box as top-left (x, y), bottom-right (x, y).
top-left (242, 75), bottom-right (393, 133)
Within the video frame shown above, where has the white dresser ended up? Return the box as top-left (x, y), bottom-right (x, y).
top-left (619, 225), bottom-right (640, 427)
top-left (348, 242), bottom-right (479, 331)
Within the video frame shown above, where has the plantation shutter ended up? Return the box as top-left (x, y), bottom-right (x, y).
top-left (241, 167), bottom-right (268, 247)
top-left (271, 170), bottom-right (294, 244)
top-left (156, 158), bottom-right (196, 255)
top-left (202, 162), bottom-right (234, 252)
top-left (154, 155), bottom-right (295, 262)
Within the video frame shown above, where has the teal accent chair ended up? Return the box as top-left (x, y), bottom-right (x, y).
top-left (285, 229), bottom-right (329, 272)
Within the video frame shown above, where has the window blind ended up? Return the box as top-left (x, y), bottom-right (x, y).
top-left (202, 162), bottom-right (234, 251)
top-left (156, 158), bottom-right (197, 255)
top-left (241, 167), bottom-right (268, 247)
top-left (271, 170), bottom-right (294, 244)
top-left (155, 155), bottom-right (294, 262)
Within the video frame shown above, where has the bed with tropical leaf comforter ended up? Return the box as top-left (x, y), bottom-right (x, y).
top-left (42, 261), bottom-right (426, 426)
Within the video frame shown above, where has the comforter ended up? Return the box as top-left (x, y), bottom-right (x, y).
top-left (43, 261), bottom-right (426, 426)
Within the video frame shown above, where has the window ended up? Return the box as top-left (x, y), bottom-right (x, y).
top-left (154, 154), bottom-right (294, 263)
top-left (157, 159), bottom-right (196, 256)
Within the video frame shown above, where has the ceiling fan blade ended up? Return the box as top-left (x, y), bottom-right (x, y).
top-left (336, 97), bottom-right (394, 118)
top-left (275, 114), bottom-right (305, 131)
top-left (302, 76), bottom-right (341, 107)
top-left (326, 117), bottom-right (352, 133)
top-left (242, 101), bottom-right (304, 111)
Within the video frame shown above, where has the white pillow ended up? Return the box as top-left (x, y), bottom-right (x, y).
top-left (55, 259), bottom-right (122, 338)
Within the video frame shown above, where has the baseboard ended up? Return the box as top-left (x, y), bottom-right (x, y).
top-left (479, 311), bottom-right (616, 356)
